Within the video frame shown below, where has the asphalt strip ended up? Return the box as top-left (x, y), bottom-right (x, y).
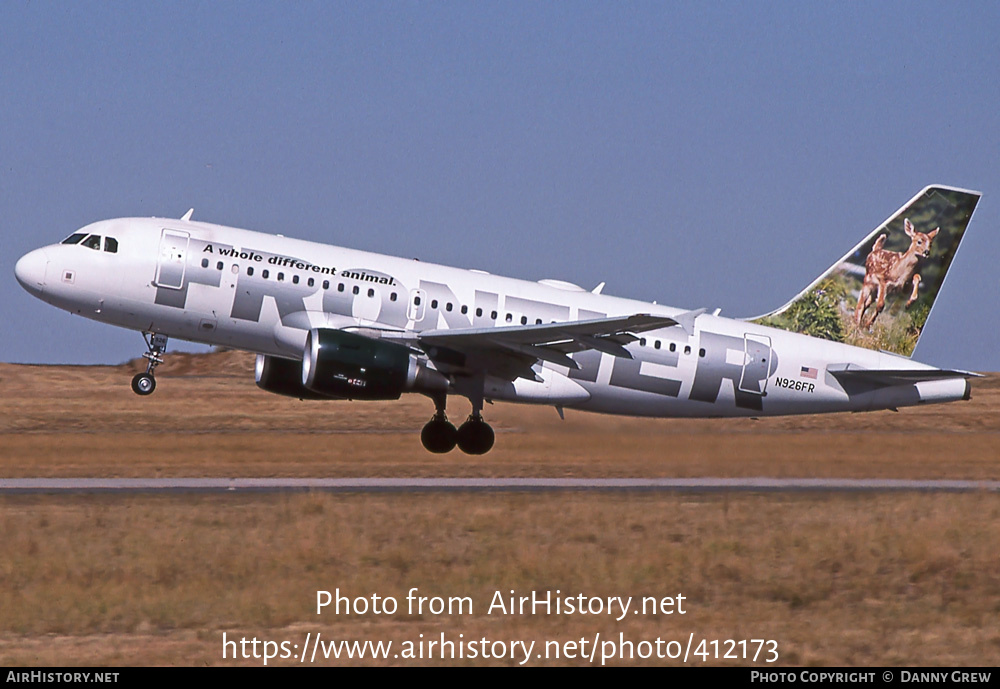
top-left (0, 478), bottom-right (998, 494)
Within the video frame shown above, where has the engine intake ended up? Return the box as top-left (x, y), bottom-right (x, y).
top-left (301, 328), bottom-right (448, 400)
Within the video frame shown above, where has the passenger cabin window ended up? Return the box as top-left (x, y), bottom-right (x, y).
top-left (104, 237), bottom-right (118, 253)
top-left (62, 233), bottom-right (86, 245)
top-left (81, 235), bottom-right (102, 250)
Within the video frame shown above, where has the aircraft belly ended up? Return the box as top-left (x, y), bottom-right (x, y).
top-left (487, 368), bottom-right (590, 404)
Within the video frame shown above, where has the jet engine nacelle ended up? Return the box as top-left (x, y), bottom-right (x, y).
top-left (255, 354), bottom-right (334, 399)
top-left (301, 328), bottom-right (448, 400)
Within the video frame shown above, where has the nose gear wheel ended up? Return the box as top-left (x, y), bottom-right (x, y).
top-left (131, 333), bottom-right (168, 396)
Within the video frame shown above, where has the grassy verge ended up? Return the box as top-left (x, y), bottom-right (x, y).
top-left (0, 492), bottom-right (998, 665)
top-left (1, 356), bottom-right (998, 479)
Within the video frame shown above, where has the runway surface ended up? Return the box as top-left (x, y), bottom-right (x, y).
top-left (1, 477), bottom-right (999, 494)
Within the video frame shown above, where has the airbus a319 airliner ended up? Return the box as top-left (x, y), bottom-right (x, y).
top-left (15, 185), bottom-right (981, 454)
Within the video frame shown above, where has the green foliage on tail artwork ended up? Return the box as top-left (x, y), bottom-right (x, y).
top-left (751, 187), bottom-right (980, 357)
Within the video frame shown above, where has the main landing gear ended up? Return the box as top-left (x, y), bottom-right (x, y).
top-left (131, 333), bottom-right (168, 396)
top-left (420, 392), bottom-right (495, 455)
top-left (421, 408), bottom-right (457, 454)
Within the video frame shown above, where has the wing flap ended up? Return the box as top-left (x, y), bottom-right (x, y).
top-left (418, 310), bottom-right (705, 381)
top-left (488, 339), bottom-right (581, 370)
top-left (419, 313), bottom-right (683, 346)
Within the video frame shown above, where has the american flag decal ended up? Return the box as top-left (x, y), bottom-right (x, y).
top-left (800, 366), bottom-right (818, 379)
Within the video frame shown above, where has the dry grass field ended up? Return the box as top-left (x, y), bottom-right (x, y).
top-left (1, 351), bottom-right (998, 479)
top-left (0, 352), bottom-right (998, 666)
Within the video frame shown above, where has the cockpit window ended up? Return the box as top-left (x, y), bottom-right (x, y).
top-left (104, 237), bottom-right (118, 253)
top-left (81, 235), bottom-right (102, 250)
top-left (62, 233), bottom-right (86, 245)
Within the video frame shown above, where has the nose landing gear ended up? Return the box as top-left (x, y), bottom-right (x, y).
top-left (131, 333), bottom-right (168, 396)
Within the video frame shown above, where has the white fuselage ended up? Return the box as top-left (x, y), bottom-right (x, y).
top-left (15, 216), bottom-right (966, 417)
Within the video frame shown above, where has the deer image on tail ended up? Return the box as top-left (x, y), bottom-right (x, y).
top-left (854, 218), bottom-right (939, 329)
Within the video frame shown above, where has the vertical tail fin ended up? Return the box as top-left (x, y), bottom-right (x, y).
top-left (751, 185), bottom-right (980, 357)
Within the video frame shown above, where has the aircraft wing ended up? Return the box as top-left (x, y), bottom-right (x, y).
top-left (415, 310), bottom-right (704, 381)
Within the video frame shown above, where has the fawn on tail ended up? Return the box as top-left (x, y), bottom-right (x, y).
top-left (854, 218), bottom-right (939, 329)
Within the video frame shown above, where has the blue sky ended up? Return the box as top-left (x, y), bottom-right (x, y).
top-left (3, 2), bottom-right (998, 369)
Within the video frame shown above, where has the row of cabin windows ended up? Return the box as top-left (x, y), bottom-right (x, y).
top-left (189, 267), bottom-right (694, 339)
top-left (411, 296), bottom-right (546, 325)
top-left (199, 259), bottom-right (400, 301)
top-left (194, 259), bottom-right (701, 351)
top-left (638, 338), bottom-right (705, 357)
top-left (62, 233), bottom-right (118, 253)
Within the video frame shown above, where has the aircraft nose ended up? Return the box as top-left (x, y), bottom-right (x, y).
top-left (14, 248), bottom-right (49, 296)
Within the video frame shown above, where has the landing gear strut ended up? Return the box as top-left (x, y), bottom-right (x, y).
top-left (456, 387), bottom-right (494, 454)
top-left (131, 333), bottom-right (168, 396)
top-left (421, 393), bottom-right (457, 453)
top-left (420, 390), bottom-right (495, 454)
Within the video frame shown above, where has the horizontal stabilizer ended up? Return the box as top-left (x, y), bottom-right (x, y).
top-left (828, 365), bottom-right (981, 388)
